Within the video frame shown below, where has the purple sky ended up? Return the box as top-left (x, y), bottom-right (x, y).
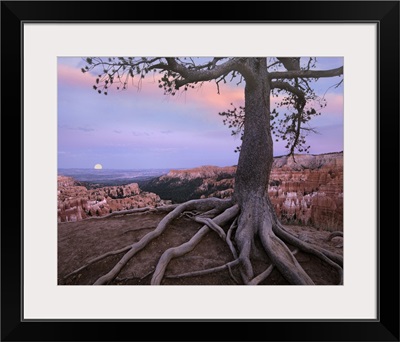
top-left (58, 57), bottom-right (343, 169)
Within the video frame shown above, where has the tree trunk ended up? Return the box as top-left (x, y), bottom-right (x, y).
top-left (234, 58), bottom-right (272, 202)
top-left (233, 58), bottom-right (314, 285)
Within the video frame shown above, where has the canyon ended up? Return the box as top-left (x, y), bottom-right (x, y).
top-left (57, 178), bottom-right (170, 223)
top-left (268, 152), bottom-right (343, 230)
top-left (58, 152), bottom-right (343, 230)
top-left (142, 152), bottom-right (343, 230)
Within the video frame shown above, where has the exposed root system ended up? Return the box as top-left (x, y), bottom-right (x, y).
top-left (63, 196), bottom-right (343, 286)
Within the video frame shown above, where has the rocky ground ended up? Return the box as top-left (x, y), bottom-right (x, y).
top-left (58, 209), bottom-right (343, 286)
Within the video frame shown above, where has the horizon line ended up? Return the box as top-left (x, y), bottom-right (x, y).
top-left (58, 150), bottom-right (343, 170)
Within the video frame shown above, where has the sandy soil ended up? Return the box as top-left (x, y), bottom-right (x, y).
top-left (58, 211), bottom-right (343, 286)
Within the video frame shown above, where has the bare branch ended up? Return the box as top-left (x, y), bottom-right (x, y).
top-left (276, 57), bottom-right (300, 71)
top-left (271, 81), bottom-right (305, 100)
top-left (269, 66), bottom-right (343, 80)
top-left (267, 60), bottom-right (281, 69)
top-left (164, 57), bottom-right (241, 88)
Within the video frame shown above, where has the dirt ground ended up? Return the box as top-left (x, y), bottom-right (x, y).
top-left (58, 210), bottom-right (343, 286)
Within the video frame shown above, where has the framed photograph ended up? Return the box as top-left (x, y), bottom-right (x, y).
top-left (2, 1), bottom-right (399, 341)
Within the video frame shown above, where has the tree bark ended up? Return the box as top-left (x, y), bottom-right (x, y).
top-left (233, 58), bottom-right (272, 282)
top-left (233, 58), bottom-right (315, 285)
top-left (234, 58), bottom-right (272, 202)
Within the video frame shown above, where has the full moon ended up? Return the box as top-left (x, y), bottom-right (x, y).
top-left (94, 163), bottom-right (103, 170)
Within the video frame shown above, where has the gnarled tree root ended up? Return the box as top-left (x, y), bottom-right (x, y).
top-left (93, 198), bottom-right (234, 285)
top-left (165, 259), bottom-right (240, 280)
top-left (60, 204), bottom-right (179, 225)
top-left (328, 231), bottom-right (344, 241)
top-left (190, 215), bottom-right (238, 259)
top-left (272, 222), bottom-right (343, 284)
top-left (248, 249), bottom-right (299, 285)
top-left (151, 204), bottom-right (240, 285)
top-left (64, 195), bottom-right (343, 286)
top-left (64, 245), bottom-right (132, 280)
top-left (233, 195), bottom-right (343, 285)
top-left (259, 221), bottom-right (315, 285)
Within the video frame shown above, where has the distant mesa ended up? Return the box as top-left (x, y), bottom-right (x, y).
top-left (94, 163), bottom-right (103, 170)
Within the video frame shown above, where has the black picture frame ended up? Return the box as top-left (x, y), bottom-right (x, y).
top-left (1, 1), bottom-right (399, 341)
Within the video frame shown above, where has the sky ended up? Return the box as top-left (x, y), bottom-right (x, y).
top-left (58, 57), bottom-right (343, 169)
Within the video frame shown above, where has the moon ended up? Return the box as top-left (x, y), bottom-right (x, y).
top-left (94, 163), bottom-right (103, 170)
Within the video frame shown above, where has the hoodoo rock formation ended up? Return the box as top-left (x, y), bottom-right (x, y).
top-left (268, 152), bottom-right (343, 230)
top-left (58, 152), bottom-right (342, 229)
top-left (142, 152), bottom-right (343, 230)
top-left (57, 176), bottom-right (170, 222)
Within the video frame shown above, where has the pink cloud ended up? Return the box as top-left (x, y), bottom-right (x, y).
top-left (58, 63), bottom-right (242, 121)
top-left (184, 81), bottom-right (244, 109)
top-left (158, 81), bottom-right (245, 123)
top-left (130, 73), bottom-right (244, 109)
top-left (112, 75), bottom-right (246, 122)
top-left (58, 61), bottom-right (342, 123)
top-left (58, 63), bottom-right (95, 88)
